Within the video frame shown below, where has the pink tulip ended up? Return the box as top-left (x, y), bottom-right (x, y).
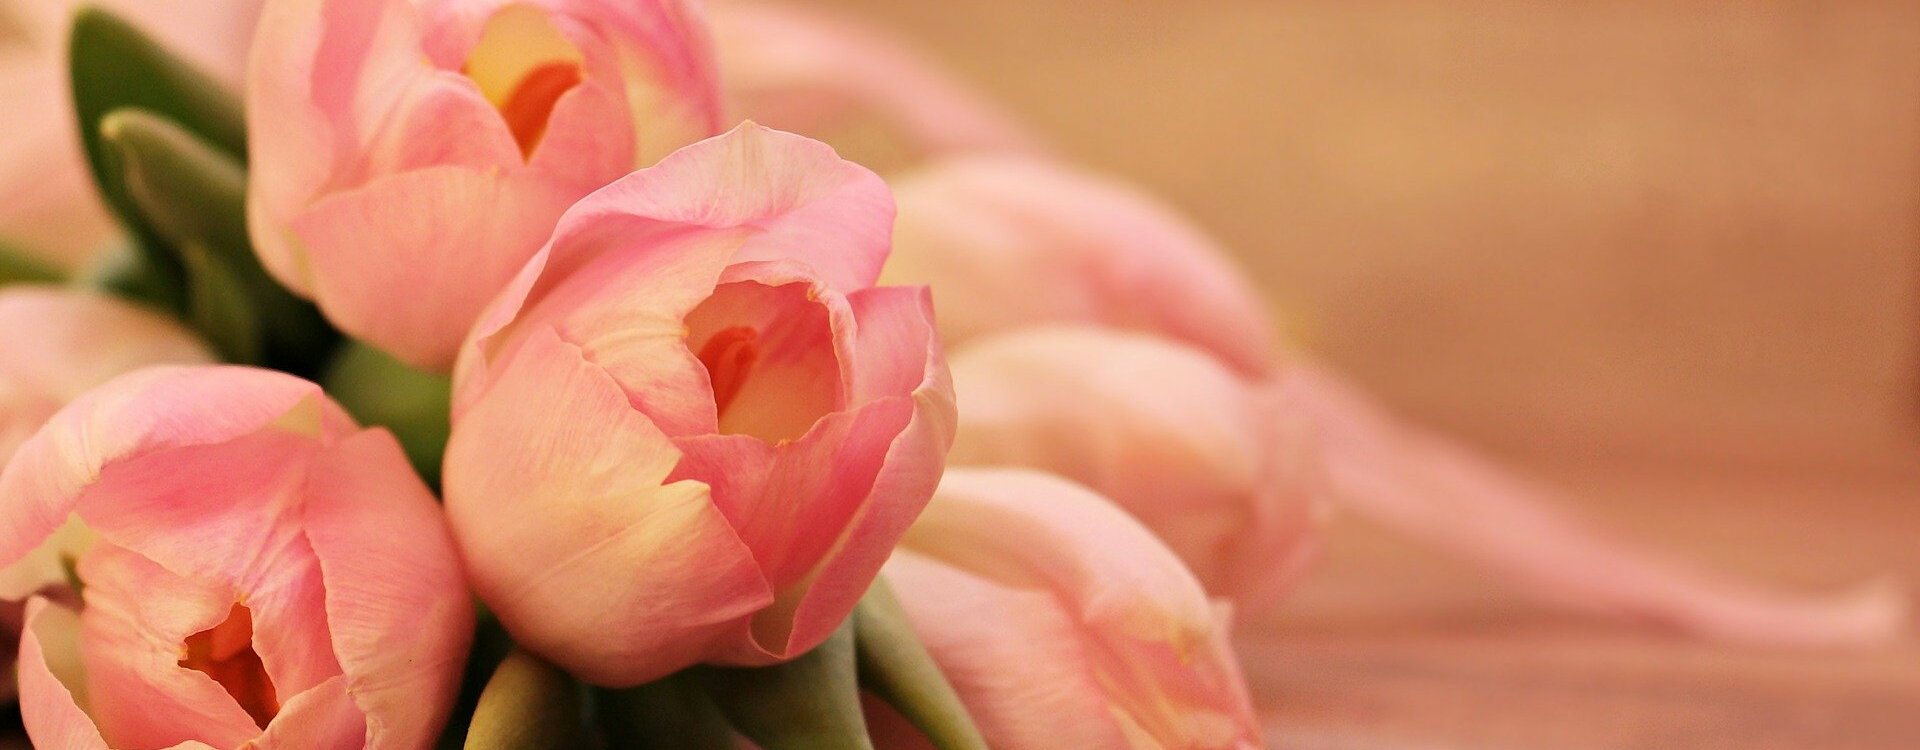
top-left (0, 0), bottom-right (261, 272)
top-left (709, 2), bottom-right (1041, 160)
top-left (246, 0), bottom-right (725, 370)
top-left (885, 155), bottom-right (1275, 376)
top-left (875, 468), bottom-right (1262, 750)
top-left (0, 365), bottom-right (472, 748)
top-left (893, 152), bottom-right (1907, 647)
top-left (0, 288), bottom-right (213, 676)
top-left (950, 327), bottom-right (1322, 609)
top-left (443, 123), bottom-right (955, 686)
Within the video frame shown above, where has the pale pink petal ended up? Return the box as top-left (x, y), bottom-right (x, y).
top-left (532, 123), bottom-right (895, 298)
top-left (1283, 361), bottom-right (1909, 648)
top-left (898, 468), bottom-right (1263, 750)
top-left (491, 231), bottom-right (741, 437)
top-left (882, 553), bottom-right (1133, 750)
top-left (302, 429), bottom-right (470, 747)
top-left (290, 165), bottom-right (578, 370)
top-left (671, 395), bottom-right (913, 658)
top-left (444, 328), bottom-right (772, 686)
top-left (16, 598), bottom-right (110, 750)
top-left (246, 0), bottom-right (431, 293)
top-left (74, 544), bottom-right (265, 748)
top-left (255, 675), bottom-right (365, 750)
top-left (712, 2), bottom-right (1042, 157)
top-left (0, 366), bottom-right (352, 572)
top-left (887, 156), bottom-right (1276, 376)
top-left (948, 327), bottom-right (1322, 607)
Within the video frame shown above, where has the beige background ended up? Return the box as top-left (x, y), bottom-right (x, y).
top-left (808, 0), bottom-right (1920, 471)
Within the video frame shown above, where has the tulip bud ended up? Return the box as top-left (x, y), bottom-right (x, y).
top-left (0, 366), bottom-right (473, 747)
top-left (878, 468), bottom-right (1263, 750)
top-left (444, 124), bottom-right (955, 686)
top-left (949, 326), bottom-right (1323, 609)
top-left (885, 155), bottom-right (1277, 376)
top-left (246, 0), bottom-right (725, 369)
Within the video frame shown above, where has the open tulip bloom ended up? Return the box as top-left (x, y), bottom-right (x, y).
top-left (0, 0), bottom-right (1908, 747)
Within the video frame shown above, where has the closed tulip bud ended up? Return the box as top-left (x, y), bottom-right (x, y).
top-left (885, 155), bottom-right (1277, 376)
top-left (443, 123), bottom-right (955, 686)
top-left (246, 0), bottom-right (724, 369)
top-left (876, 468), bottom-right (1262, 750)
top-left (949, 326), bottom-right (1323, 609)
top-left (0, 366), bottom-right (473, 747)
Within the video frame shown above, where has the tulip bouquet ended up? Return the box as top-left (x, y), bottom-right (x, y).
top-left (0, 1), bottom-right (1904, 749)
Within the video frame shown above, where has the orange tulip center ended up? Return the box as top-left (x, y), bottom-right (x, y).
top-left (179, 603), bottom-right (280, 729)
top-left (697, 326), bottom-right (760, 417)
top-left (463, 4), bottom-right (585, 159)
top-left (498, 62), bottom-right (582, 158)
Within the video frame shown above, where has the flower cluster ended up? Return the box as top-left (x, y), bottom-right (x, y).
top-left (0, 1), bottom-right (1901, 748)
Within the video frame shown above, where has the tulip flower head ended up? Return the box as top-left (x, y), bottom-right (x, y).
top-left (444, 123), bottom-right (955, 686)
top-left (949, 326), bottom-right (1324, 609)
top-left (0, 367), bottom-right (473, 748)
top-left (247, 0), bottom-right (725, 369)
top-left (878, 468), bottom-right (1263, 750)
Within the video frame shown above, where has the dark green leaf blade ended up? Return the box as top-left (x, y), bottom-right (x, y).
top-left (97, 107), bottom-right (338, 372)
top-left (700, 619), bottom-right (875, 750)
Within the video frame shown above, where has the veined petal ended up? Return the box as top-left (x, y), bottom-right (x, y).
top-left (290, 165), bottom-right (579, 370)
top-left (0, 366), bottom-right (352, 574)
top-left (302, 429), bottom-right (469, 747)
top-left (444, 328), bottom-right (771, 686)
top-left (17, 598), bottom-right (110, 750)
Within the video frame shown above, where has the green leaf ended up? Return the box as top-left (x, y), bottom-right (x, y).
top-left (70, 6), bottom-right (244, 247)
top-left (0, 240), bottom-right (64, 286)
top-left (854, 579), bottom-right (988, 750)
top-left (322, 342), bottom-right (453, 487)
top-left (97, 108), bottom-right (338, 373)
top-left (700, 619), bottom-right (875, 750)
top-left (596, 674), bottom-right (736, 750)
top-left (464, 648), bottom-right (589, 750)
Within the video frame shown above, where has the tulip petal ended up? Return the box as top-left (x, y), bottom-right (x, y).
top-left (75, 543), bottom-right (269, 748)
top-left (948, 327), bottom-right (1320, 606)
top-left (290, 165), bottom-right (578, 369)
top-left (883, 552), bottom-right (1133, 749)
top-left (445, 328), bottom-right (772, 686)
top-left (0, 366), bottom-right (352, 574)
top-left (1283, 362), bottom-right (1910, 647)
top-left (17, 598), bottom-right (110, 750)
top-left (302, 429), bottom-right (470, 748)
top-left (899, 469), bottom-right (1263, 749)
top-left (255, 675), bottom-right (364, 750)
top-left (887, 157), bottom-right (1276, 376)
top-left (534, 123), bottom-right (895, 297)
top-left (712, 2), bottom-right (1042, 157)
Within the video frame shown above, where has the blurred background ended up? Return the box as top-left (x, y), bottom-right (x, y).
top-left (780, 1), bottom-right (1920, 747)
